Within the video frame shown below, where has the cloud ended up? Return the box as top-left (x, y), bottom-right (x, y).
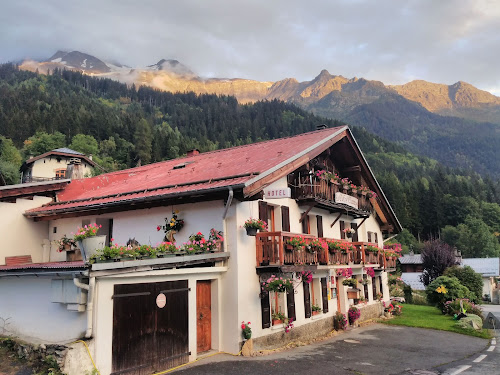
top-left (0, 0), bottom-right (499, 93)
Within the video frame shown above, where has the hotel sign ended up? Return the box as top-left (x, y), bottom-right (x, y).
top-left (335, 192), bottom-right (358, 209)
top-left (264, 187), bottom-right (291, 199)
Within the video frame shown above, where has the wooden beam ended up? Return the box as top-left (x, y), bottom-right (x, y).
top-left (330, 212), bottom-right (342, 228)
top-left (357, 216), bottom-right (368, 229)
top-left (299, 204), bottom-right (315, 223)
top-left (342, 165), bottom-right (361, 173)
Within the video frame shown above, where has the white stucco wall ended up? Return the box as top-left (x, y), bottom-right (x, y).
top-left (0, 196), bottom-right (52, 265)
top-left (29, 156), bottom-right (93, 179)
top-left (0, 277), bottom-right (87, 343)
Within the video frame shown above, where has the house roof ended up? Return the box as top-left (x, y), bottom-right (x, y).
top-left (21, 148), bottom-right (96, 170)
top-left (0, 179), bottom-right (70, 202)
top-left (401, 272), bottom-right (425, 290)
top-left (24, 127), bottom-right (402, 232)
top-left (0, 261), bottom-right (85, 271)
top-left (462, 258), bottom-right (500, 277)
top-left (398, 254), bottom-right (423, 264)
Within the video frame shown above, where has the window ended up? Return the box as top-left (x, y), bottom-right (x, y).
top-left (301, 213), bottom-right (310, 234)
top-left (55, 169), bottom-right (66, 179)
top-left (270, 291), bottom-right (287, 325)
top-left (267, 205), bottom-right (276, 232)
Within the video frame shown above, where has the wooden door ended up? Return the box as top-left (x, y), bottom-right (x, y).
top-left (197, 281), bottom-right (212, 353)
top-left (112, 280), bottom-right (189, 375)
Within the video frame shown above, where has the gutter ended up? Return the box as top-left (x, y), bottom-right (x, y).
top-left (0, 270), bottom-right (87, 278)
top-left (222, 187), bottom-right (234, 254)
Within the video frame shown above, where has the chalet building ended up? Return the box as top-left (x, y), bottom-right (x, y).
top-left (20, 147), bottom-right (96, 183)
top-left (0, 126), bottom-right (401, 375)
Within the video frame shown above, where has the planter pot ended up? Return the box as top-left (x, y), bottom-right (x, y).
top-left (272, 319), bottom-right (283, 326)
top-left (346, 232), bottom-right (353, 238)
top-left (242, 332), bottom-right (252, 340)
top-left (63, 243), bottom-right (72, 251)
top-left (312, 311), bottom-right (320, 316)
top-left (79, 235), bottom-right (107, 262)
top-left (246, 227), bottom-right (258, 236)
top-left (285, 244), bottom-right (294, 252)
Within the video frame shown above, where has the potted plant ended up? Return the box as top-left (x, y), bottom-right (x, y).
top-left (157, 211), bottom-right (184, 242)
top-left (156, 242), bottom-right (178, 256)
top-left (74, 223), bottom-right (106, 262)
top-left (328, 240), bottom-right (342, 253)
top-left (343, 227), bottom-right (356, 238)
top-left (340, 177), bottom-right (351, 191)
top-left (348, 306), bottom-right (361, 325)
top-left (312, 304), bottom-right (322, 316)
top-left (333, 311), bottom-right (347, 331)
top-left (243, 218), bottom-right (268, 236)
top-left (56, 235), bottom-right (76, 252)
top-left (271, 311), bottom-right (286, 325)
top-left (285, 236), bottom-right (307, 251)
top-left (342, 278), bottom-right (358, 288)
top-left (241, 321), bottom-right (252, 340)
top-left (365, 245), bottom-right (380, 253)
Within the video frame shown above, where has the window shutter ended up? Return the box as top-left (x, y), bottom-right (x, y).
top-left (286, 288), bottom-right (296, 321)
top-left (281, 206), bottom-right (290, 232)
top-left (374, 232), bottom-right (378, 244)
top-left (259, 201), bottom-right (268, 224)
top-left (316, 215), bottom-right (323, 238)
top-left (260, 289), bottom-right (271, 329)
top-left (321, 277), bottom-right (329, 313)
top-left (301, 214), bottom-right (309, 234)
top-left (351, 223), bottom-right (358, 242)
top-left (340, 221), bottom-right (345, 239)
top-left (303, 282), bottom-right (311, 318)
top-left (367, 231), bottom-right (372, 243)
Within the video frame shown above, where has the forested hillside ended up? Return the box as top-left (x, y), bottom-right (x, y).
top-left (0, 63), bottom-right (498, 257)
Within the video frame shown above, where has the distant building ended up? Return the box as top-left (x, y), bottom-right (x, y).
top-left (461, 258), bottom-right (500, 302)
top-left (20, 148), bottom-right (96, 183)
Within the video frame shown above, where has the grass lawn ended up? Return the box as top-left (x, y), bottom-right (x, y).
top-left (382, 304), bottom-right (492, 339)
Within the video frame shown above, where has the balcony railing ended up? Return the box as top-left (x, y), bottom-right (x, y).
top-left (291, 175), bottom-right (373, 212)
top-left (22, 176), bottom-right (67, 184)
top-left (256, 231), bottom-right (394, 268)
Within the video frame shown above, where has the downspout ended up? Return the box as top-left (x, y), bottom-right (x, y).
top-left (222, 187), bottom-right (234, 253)
top-left (74, 276), bottom-right (96, 338)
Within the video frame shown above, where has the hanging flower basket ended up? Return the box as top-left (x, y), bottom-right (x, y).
top-left (246, 227), bottom-right (258, 236)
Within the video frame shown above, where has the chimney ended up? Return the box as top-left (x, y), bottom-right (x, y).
top-left (316, 124), bottom-right (327, 130)
top-left (88, 154), bottom-right (93, 161)
top-left (186, 149), bottom-right (200, 157)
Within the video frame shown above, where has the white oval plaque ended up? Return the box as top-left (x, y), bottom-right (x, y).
top-left (156, 293), bottom-right (166, 308)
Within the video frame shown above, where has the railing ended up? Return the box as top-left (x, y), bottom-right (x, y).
top-left (291, 175), bottom-right (373, 212)
top-left (256, 231), bottom-right (392, 268)
top-left (22, 176), bottom-right (66, 183)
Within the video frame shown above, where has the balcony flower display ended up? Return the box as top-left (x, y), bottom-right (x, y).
top-left (327, 240), bottom-right (342, 253)
top-left (55, 235), bottom-right (76, 252)
top-left (340, 177), bottom-right (351, 190)
top-left (336, 268), bottom-right (353, 278)
top-left (243, 218), bottom-right (268, 236)
top-left (157, 211), bottom-right (184, 242)
top-left (365, 267), bottom-right (375, 278)
top-left (298, 270), bottom-right (313, 283)
top-left (365, 245), bottom-right (380, 253)
top-left (342, 278), bottom-right (358, 288)
top-left (73, 223), bottom-right (101, 242)
top-left (155, 242), bottom-right (178, 255)
top-left (285, 236), bottom-right (307, 251)
top-left (262, 275), bottom-right (293, 293)
top-left (306, 238), bottom-right (328, 253)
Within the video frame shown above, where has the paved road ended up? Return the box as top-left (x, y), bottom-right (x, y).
top-left (173, 324), bottom-right (489, 375)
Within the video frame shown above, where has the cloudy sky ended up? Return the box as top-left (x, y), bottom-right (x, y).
top-left (1, 0), bottom-right (499, 94)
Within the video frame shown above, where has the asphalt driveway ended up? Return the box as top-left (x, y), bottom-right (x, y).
top-left (173, 324), bottom-right (489, 375)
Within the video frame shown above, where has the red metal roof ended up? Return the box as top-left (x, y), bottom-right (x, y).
top-left (25, 127), bottom-right (346, 217)
top-left (0, 261), bottom-right (85, 271)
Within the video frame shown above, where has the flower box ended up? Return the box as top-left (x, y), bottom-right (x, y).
top-left (272, 319), bottom-right (283, 326)
top-left (246, 227), bottom-right (258, 236)
top-left (312, 311), bottom-right (320, 316)
top-left (78, 235), bottom-right (106, 262)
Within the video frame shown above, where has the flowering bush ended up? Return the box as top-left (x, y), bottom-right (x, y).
top-left (55, 235), bottom-right (76, 252)
top-left (284, 317), bottom-right (294, 333)
top-left (241, 321), bottom-right (252, 339)
top-left (334, 311), bottom-right (348, 330)
top-left (365, 267), bottom-right (375, 278)
top-left (426, 276), bottom-right (473, 310)
top-left (336, 268), bottom-right (353, 278)
top-left (243, 218), bottom-right (268, 231)
top-left (348, 306), bottom-right (361, 324)
top-left (209, 228), bottom-right (224, 242)
top-left (286, 236), bottom-right (307, 250)
top-left (73, 223), bottom-right (101, 242)
top-left (298, 270), bottom-right (313, 284)
top-left (262, 275), bottom-right (293, 293)
top-left (443, 298), bottom-right (483, 319)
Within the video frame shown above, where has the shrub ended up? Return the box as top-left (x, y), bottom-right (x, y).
top-left (443, 298), bottom-right (483, 320)
top-left (426, 276), bottom-right (472, 310)
top-left (403, 284), bottom-right (413, 304)
top-left (348, 306), bottom-right (361, 324)
top-left (444, 266), bottom-right (483, 303)
top-left (420, 240), bottom-right (457, 286)
top-left (412, 293), bottom-right (429, 306)
top-left (333, 311), bottom-right (348, 330)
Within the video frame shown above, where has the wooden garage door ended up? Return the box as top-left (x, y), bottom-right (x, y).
top-left (111, 280), bottom-right (189, 375)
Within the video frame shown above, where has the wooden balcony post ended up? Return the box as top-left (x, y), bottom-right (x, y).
top-left (256, 235), bottom-right (262, 266)
top-left (278, 234), bottom-right (284, 266)
top-left (361, 244), bottom-right (366, 264)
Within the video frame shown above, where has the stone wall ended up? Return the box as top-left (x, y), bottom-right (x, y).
top-left (251, 317), bottom-right (334, 350)
top-left (0, 338), bottom-right (67, 371)
top-left (358, 302), bottom-right (384, 322)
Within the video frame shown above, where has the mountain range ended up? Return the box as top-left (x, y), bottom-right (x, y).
top-left (19, 51), bottom-right (500, 177)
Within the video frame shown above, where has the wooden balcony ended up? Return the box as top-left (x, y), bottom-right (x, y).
top-left (256, 232), bottom-right (393, 269)
top-left (291, 175), bottom-right (373, 216)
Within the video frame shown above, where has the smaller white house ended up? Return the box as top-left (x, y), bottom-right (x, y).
top-left (20, 148), bottom-right (96, 183)
top-left (462, 258), bottom-right (500, 302)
